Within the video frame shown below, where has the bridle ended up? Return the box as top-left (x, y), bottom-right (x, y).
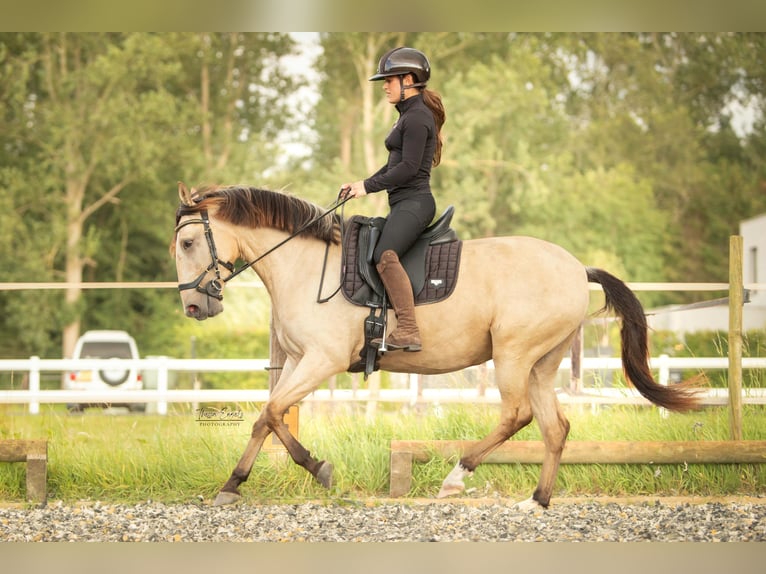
top-left (174, 209), bottom-right (234, 300)
top-left (174, 194), bottom-right (352, 301)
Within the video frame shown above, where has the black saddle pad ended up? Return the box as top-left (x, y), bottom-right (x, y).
top-left (340, 210), bottom-right (462, 307)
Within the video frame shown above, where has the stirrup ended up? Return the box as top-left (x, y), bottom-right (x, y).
top-left (372, 335), bottom-right (421, 353)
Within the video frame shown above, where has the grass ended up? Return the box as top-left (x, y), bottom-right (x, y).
top-left (1, 403), bottom-right (765, 504)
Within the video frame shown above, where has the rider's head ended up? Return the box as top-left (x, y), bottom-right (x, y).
top-left (369, 47), bottom-right (430, 102)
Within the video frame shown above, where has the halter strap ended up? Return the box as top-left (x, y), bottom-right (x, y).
top-left (175, 210), bottom-right (235, 300)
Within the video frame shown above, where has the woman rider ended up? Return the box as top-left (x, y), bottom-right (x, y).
top-left (341, 46), bottom-right (446, 353)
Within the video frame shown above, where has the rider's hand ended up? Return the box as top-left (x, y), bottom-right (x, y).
top-left (340, 181), bottom-right (367, 199)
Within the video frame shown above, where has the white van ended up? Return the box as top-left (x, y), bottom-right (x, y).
top-left (64, 330), bottom-right (144, 412)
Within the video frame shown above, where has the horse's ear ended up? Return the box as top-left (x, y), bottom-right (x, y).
top-left (178, 182), bottom-right (195, 206)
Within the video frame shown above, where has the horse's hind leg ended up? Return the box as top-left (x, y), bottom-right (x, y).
top-left (438, 362), bottom-right (534, 498)
top-left (516, 343), bottom-right (572, 511)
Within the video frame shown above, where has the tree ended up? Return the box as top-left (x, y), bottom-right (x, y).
top-left (5, 34), bottom-right (193, 356)
top-left (554, 33), bottom-right (766, 289)
top-left (3, 32), bottom-right (764, 360)
top-left (169, 32), bottom-right (299, 183)
top-left (309, 32), bottom-right (765, 303)
top-left (0, 33), bottom-right (300, 359)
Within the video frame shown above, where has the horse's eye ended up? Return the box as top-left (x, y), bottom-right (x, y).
top-left (182, 239), bottom-right (193, 250)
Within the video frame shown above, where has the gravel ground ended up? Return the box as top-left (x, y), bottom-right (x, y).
top-left (1, 497), bottom-right (765, 542)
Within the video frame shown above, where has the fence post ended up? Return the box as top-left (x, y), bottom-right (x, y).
top-left (728, 235), bottom-right (744, 440)
top-left (157, 356), bottom-right (168, 415)
top-left (29, 356), bottom-right (40, 415)
top-left (569, 325), bottom-right (583, 394)
top-left (267, 311), bottom-right (291, 451)
top-left (268, 313), bottom-right (286, 392)
top-left (658, 353), bottom-right (670, 419)
top-left (409, 373), bottom-right (419, 407)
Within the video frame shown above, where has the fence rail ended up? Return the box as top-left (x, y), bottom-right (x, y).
top-left (1, 355), bottom-right (764, 415)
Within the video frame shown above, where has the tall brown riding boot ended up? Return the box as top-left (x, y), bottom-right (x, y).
top-left (372, 249), bottom-right (422, 352)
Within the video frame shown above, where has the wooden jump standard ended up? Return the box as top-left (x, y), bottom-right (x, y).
top-left (389, 440), bottom-right (766, 497)
top-left (0, 439), bottom-right (48, 504)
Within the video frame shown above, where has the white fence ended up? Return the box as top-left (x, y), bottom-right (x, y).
top-left (1, 355), bottom-right (765, 415)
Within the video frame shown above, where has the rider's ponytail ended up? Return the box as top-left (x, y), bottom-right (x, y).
top-left (422, 88), bottom-right (445, 167)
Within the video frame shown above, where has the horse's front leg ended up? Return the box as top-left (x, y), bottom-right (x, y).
top-left (262, 354), bottom-right (342, 488)
top-left (213, 359), bottom-right (298, 506)
top-left (215, 406), bottom-right (332, 505)
top-left (214, 413), bottom-right (272, 506)
top-left (214, 354), bottom-right (340, 505)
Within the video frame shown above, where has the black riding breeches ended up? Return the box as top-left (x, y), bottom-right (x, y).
top-left (373, 195), bottom-right (436, 264)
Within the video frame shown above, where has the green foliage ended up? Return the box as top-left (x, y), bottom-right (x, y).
top-left (1, 32), bottom-right (765, 366)
top-left (0, 32), bottom-right (299, 359)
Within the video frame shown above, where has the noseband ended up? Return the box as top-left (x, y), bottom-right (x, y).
top-left (174, 210), bottom-right (235, 300)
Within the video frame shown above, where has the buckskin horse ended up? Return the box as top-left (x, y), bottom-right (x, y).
top-left (171, 182), bottom-right (698, 508)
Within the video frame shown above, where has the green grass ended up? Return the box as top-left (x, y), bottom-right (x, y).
top-left (1, 403), bottom-right (765, 504)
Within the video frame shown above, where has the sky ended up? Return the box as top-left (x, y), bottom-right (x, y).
top-left (276, 33), bottom-right (324, 164)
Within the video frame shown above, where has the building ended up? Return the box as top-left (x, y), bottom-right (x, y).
top-left (646, 213), bottom-right (766, 336)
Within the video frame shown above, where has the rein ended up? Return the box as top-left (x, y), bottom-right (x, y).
top-left (175, 193), bottom-right (352, 301)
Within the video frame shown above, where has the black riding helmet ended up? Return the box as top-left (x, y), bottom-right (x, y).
top-left (369, 47), bottom-right (430, 100)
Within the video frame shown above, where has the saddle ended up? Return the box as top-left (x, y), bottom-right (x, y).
top-left (340, 206), bottom-right (462, 376)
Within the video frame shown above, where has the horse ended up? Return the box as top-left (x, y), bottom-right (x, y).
top-left (171, 182), bottom-right (699, 508)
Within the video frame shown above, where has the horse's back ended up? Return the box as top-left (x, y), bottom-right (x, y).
top-left (459, 235), bottom-right (588, 298)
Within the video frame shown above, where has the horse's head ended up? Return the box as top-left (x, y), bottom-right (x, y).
top-left (172, 182), bottom-right (238, 320)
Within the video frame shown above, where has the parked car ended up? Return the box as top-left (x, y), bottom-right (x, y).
top-left (64, 330), bottom-right (144, 412)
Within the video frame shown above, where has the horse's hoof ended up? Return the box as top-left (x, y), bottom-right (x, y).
top-left (213, 491), bottom-right (241, 506)
top-left (316, 461), bottom-right (333, 489)
top-left (437, 481), bottom-right (465, 498)
top-left (437, 462), bottom-right (470, 498)
top-left (514, 497), bottom-right (544, 512)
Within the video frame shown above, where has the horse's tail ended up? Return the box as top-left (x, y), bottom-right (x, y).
top-left (586, 267), bottom-right (700, 412)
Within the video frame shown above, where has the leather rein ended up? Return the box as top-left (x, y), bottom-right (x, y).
top-left (174, 195), bottom-right (351, 301)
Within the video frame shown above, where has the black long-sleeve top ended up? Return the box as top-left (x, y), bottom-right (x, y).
top-left (363, 93), bottom-right (436, 206)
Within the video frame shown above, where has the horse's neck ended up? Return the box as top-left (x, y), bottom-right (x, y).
top-left (240, 230), bottom-right (340, 306)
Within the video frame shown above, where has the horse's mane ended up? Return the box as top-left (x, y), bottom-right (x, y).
top-left (175, 185), bottom-right (342, 245)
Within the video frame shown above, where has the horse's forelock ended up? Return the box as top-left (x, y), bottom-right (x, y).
top-left (171, 188), bottom-right (224, 253)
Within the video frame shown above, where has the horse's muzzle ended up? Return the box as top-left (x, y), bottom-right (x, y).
top-left (183, 291), bottom-right (224, 320)
top-left (185, 303), bottom-right (204, 320)
top-left (185, 301), bottom-right (223, 321)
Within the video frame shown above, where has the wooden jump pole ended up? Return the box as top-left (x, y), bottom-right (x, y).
top-left (0, 439), bottom-right (48, 504)
top-left (388, 439), bottom-right (766, 496)
top-left (391, 439), bottom-right (766, 464)
top-left (728, 235), bottom-right (744, 441)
